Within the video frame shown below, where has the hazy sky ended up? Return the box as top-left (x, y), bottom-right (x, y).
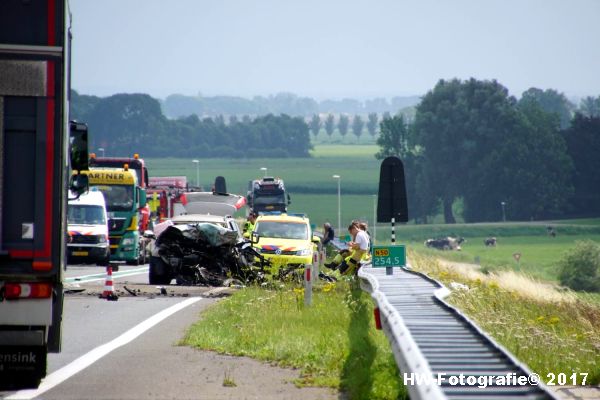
top-left (69, 0), bottom-right (600, 100)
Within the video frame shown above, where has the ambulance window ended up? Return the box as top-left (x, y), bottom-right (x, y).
top-left (67, 205), bottom-right (106, 225)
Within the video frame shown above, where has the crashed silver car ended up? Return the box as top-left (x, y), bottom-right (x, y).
top-left (148, 191), bottom-right (269, 286)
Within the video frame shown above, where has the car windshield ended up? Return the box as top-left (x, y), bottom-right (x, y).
top-left (174, 219), bottom-right (227, 228)
top-left (68, 205), bottom-right (106, 225)
top-left (94, 185), bottom-right (134, 212)
top-left (256, 221), bottom-right (308, 240)
top-left (253, 194), bottom-right (285, 205)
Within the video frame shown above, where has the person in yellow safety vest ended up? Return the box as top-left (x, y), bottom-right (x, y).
top-left (243, 212), bottom-right (258, 235)
top-left (324, 221), bottom-right (370, 275)
top-left (148, 192), bottom-right (160, 219)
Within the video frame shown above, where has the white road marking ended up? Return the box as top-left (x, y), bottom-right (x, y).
top-left (65, 266), bottom-right (149, 283)
top-left (6, 297), bottom-right (202, 400)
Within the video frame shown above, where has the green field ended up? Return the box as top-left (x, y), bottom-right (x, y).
top-left (413, 234), bottom-right (600, 282)
top-left (391, 220), bottom-right (600, 283)
top-left (147, 145), bottom-right (379, 197)
top-left (146, 144), bottom-right (381, 226)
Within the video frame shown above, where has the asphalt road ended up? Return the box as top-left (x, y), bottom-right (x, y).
top-left (1, 264), bottom-right (338, 400)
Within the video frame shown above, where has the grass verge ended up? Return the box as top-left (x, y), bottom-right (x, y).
top-left (182, 281), bottom-right (407, 400)
top-left (410, 252), bottom-right (600, 385)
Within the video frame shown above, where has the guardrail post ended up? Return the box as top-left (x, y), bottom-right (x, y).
top-left (311, 251), bottom-right (319, 284)
top-left (387, 217), bottom-right (395, 275)
top-left (304, 264), bottom-right (312, 306)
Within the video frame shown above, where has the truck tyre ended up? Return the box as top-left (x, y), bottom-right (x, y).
top-left (149, 256), bottom-right (171, 284)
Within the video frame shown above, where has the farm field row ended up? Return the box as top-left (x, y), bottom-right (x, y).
top-left (146, 145), bottom-right (380, 196)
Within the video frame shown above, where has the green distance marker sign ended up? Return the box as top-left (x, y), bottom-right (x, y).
top-left (371, 245), bottom-right (406, 268)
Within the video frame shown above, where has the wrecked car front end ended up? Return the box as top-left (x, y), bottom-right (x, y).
top-left (149, 222), bottom-right (269, 286)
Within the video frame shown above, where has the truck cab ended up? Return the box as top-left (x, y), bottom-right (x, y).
top-left (89, 154), bottom-right (151, 232)
top-left (85, 168), bottom-right (147, 265)
top-left (247, 177), bottom-right (291, 215)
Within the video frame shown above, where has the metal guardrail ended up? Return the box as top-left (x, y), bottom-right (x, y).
top-left (358, 264), bottom-right (558, 400)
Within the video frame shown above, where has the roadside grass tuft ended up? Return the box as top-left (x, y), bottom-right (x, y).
top-left (411, 252), bottom-right (600, 385)
top-left (222, 369), bottom-right (237, 387)
top-left (182, 280), bottom-right (407, 400)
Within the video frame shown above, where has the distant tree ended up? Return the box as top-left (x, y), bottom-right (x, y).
top-left (70, 90), bottom-right (102, 122)
top-left (242, 115), bottom-right (252, 124)
top-left (324, 114), bottom-right (335, 137)
top-left (352, 115), bottom-right (364, 139)
top-left (75, 92), bottom-right (313, 159)
top-left (251, 114), bottom-right (312, 157)
top-left (366, 113), bottom-right (378, 136)
top-left (319, 98), bottom-right (362, 114)
top-left (413, 78), bottom-right (573, 223)
top-left (375, 115), bottom-right (409, 159)
top-left (364, 98), bottom-right (389, 113)
top-left (466, 99), bottom-right (573, 222)
top-left (228, 115), bottom-right (239, 125)
top-left (562, 114), bottom-right (600, 216)
top-left (391, 96), bottom-right (421, 111)
top-left (214, 114), bottom-right (225, 126)
top-left (382, 111), bottom-right (391, 121)
top-left (397, 106), bottom-right (416, 124)
top-left (579, 96), bottom-right (600, 118)
top-left (309, 114), bottom-right (322, 137)
top-left (162, 94), bottom-right (204, 118)
top-left (338, 115), bottom-right (349, 137)
top-left (413, 79), bottom-right (470, 223)
top-left (374, 115), bottom-right (434, 222)
top-left (86, 93), bottom-right (167, 156)
top-left (519, 88), bottom-right (575, 129)
top-left (266, 92), bottom-right (319, 116)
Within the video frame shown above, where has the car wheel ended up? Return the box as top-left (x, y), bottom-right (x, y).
top-left (149, 256), bottom-right (171, 285)
top-left (96, 252), bottom-right (110, 267)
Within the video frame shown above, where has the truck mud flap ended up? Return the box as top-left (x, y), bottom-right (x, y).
top-left (0, 345), bottom-right (47, 390)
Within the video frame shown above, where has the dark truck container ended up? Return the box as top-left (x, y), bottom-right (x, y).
top-left (0, 0), bottom-right (78, 389)
top-left (247, 177), bottom-right (291, 215)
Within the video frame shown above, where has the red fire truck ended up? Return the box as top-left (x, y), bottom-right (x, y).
top-left (147, 176), bottom-right (188, 221)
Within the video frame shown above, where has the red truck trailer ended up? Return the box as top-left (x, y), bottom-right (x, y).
top-left (0, 0), bottom-right (88, 389)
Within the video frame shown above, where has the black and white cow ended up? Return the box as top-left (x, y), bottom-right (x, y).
top-left (424, 236), bottom-right (465, 251)
top-left (484, 237), bottom-right (497, 246)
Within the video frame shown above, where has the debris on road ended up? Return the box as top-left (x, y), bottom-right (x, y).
top-left (123, 286), bottom-right (138, 296)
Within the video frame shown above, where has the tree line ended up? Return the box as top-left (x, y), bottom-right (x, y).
top-left (376, 79), bottom-right (600, 222)
top-left (162, 92), bottom-right (420, 119)
top-left (71, 91), bottom-right (312, 158)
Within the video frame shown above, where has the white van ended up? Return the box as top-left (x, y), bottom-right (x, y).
top-left (67, 189), bottom-right (110, 265)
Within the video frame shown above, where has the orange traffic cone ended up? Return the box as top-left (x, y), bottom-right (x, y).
top-left (100, 266), bottom-right (118, 301)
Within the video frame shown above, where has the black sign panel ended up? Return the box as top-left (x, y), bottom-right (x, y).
top-left (377, 156), bottom-right (408, 223)
top-left (214, 176), bottom-right (227, 194)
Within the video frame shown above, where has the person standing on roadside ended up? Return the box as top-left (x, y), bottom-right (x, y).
top-left (243, 212), bottom-right (258, 235)
top-left (322, 222), bottom-right (335, 254)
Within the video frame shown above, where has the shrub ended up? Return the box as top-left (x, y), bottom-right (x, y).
top-left (558, 240), bottom-right (600, 292)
